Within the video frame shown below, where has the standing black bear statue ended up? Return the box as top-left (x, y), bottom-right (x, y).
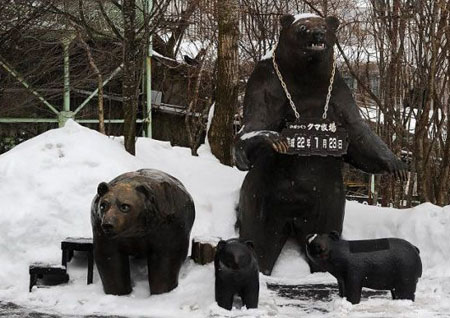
top-left (306, 232), bottom-right (422, 304)
top-left (91, 169), bottom-right (195, 295)
top-left (234, 13), bottom-right (407, 275)
top-left (214, 239), bottom-right (259, 310)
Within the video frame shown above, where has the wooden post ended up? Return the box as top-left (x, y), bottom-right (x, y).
top-left (191, 236), bottom-right (221, 265)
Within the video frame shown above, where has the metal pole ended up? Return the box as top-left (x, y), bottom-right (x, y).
top-left (0, 58), bottom-right (59, 115)
top-left (77, 119), bottom-right (146, 123)
top-left (0, 118), bottom-right (59, 123)
top-left (63, 40), bottom-right (70, 112)
top-left (146, 0), bottom-right (153, 138)
top-left (59, 38), bottom-right (74, 127)
top-left (371, 174), bottom-right (377, 205)
top-left (73, 64), bottom-right (123, 115)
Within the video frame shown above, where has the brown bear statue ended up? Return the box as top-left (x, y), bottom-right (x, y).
top-left (91, 169), bottom-right (195, 295)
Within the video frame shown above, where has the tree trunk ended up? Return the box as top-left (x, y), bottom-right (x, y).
top-left (122, 0), bottom-right (138, 155)
top-left (97, 74), bottom-right (105, 134)
top-left (208, 0), bottom-right (239, 166)
top-left (185, 51), bottom-right (209, 156)
top-left (76, 31), bottom-right (105, 134)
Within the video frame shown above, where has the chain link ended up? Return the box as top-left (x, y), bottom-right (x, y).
top-left (322, 52), bottom-right (337, 119)
top-left (272, 46), bottom-right (300, 120)
top-left (272, 44), bottom-right (336, 121)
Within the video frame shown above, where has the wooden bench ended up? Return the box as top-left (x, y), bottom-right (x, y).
top-left (61, 237), bottom-right (94, 284)
top-left (29, 263), bottom-right (69, 292)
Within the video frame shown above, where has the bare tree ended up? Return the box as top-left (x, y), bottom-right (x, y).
top-left (75, 29), bottom-right (106, 134)
top-left (208, 0), bottom-right (240, 165)
top-left (335, 0), bottom-right (450, 206)
top-left (47, 0), bottom-right (172, 154)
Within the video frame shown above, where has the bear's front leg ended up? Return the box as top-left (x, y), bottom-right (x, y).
top-left (240, 278), bottom-right (259, 309)
top-left (337, 279), bottom-right (346, 298)
top-left (344, 275), bottom-right (362, 304)
top-left (94, 242), bottom-right (131, 295)
top-left (234, 130), bottom-right (288, 170)
top-left (215, 279), bottom-right (235, 310)
top-left (147, 250), bottom-right (182, 294)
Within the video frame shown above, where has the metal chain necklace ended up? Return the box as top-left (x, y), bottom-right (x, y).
top-left (272, 44), bottom-right (337, 121)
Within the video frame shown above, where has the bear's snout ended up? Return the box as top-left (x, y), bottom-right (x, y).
top-left (308, 241), bottom-right (328, 258)
top-left (312, 29), bottom-right (325, 42)
top-left (101, 222), bottom-right (114, 231)
top-left (101, 219), bottom-right (116, 235)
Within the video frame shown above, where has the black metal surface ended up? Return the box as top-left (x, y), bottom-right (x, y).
top-left (0, 301), bottom-right (126, 318)
top-left (268, 282), bottom-right (390, 301)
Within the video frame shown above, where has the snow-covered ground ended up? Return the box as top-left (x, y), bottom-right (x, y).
top-left (0, 121), bottom-right (449, 317)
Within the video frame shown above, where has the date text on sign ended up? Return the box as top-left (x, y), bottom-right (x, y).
top-left (281, 121), bottom-right (349, 156)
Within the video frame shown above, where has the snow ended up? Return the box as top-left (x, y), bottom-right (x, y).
top-left (151, 49), bottom-right (179, 63)
top-left (261, 47), bottom-right (275, 61)
top-left (293, 13), bottom-right (320, 24)
top-left (240, 130), bottom-right (276, 140)
top-left (0, 120), bottom-right (449, 317)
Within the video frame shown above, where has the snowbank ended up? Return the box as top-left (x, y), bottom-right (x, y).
top-left (0, 121), bottom-right (448, 317)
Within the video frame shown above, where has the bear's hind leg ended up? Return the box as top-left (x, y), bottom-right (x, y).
top-left (394, 289), bottom-right (415, 301)
top-left (240, 218), bottom-right (290, 276)
top-left (393, 283), bottom-right (416, 301)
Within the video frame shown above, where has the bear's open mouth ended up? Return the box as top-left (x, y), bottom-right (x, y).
top-left (102, 228), bottom-right (116, 237)
top-left (319, 252), bottom-right (329, 260)
top-left (306, 41), bottom-right (326, 51)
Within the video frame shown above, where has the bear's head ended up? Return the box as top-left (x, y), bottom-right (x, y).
top-left (215, 239), bottom-right (256, 271)
top-left (278, 13), bottom-right (340, 60)
top-left (95, 181), bottom-right (155, 237)
top-left (305, 231), bottom-right (340, 263)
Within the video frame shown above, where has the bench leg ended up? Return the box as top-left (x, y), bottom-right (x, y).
top-left (62, 249), bottom-right (69, 267)
top-left (29, 274), bottom-right (37, 292)
top-left (87, 250), bottom-right (94, 284)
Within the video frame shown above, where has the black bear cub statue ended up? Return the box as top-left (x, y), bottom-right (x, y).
top-left (306, 231), bottom-right (422, 304)
top-left (214, 239), bottom-right (259, 310)
top-left (91, 169), bottom-right (195, 296)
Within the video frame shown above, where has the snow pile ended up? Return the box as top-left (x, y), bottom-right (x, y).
top-left (0, 120), bottom-right (449, 317)
top-left (344, 202), bottom-right (450, 277)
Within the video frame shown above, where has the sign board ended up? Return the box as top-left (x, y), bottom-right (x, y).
top-left (281, 120), bottom-right (349, 156)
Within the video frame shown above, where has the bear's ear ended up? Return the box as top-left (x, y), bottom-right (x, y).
top-left (325, 16), bottom-right (340, 32)
top-left (136, 185), bottom-right (155, 203)
top-left (217, 240), bottom-right (227, 250)
top-left (306, 233), bottom-right (318, 244)
top-left (329, 231), bottom-right (341, 241)
top-left (97, 182), bottom-right (109, 197)
top-left (280, 14), bottom-right (295, 29)
top-left (245, 240), bottom-right (255, 250)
